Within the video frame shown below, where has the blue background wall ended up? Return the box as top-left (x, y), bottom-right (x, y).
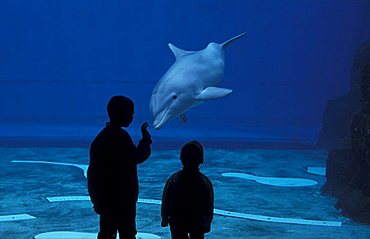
top-left (1, 0), bottom-right (370, 144)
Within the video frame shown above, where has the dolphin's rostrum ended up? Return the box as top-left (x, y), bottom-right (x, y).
top-left (150, 33), bottom-right (245, 129)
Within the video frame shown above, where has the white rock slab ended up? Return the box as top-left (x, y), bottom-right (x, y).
top-left (222, 172), bottom-right (318, 187)
top-left (0, 213), bottom-right (36, 222)
top-left (46, 196), bottom-right (90, 203)
top-left (46, 197), bottom-right (162, 206)
top-left (138, 198), bottom-right (162, 205)
top-left (214, 209), bottom-right (341, 227)
top-left (46, 196), bottom-right (341, 227)
top-left (306, 167), bottom-right (326, 176)
top-left (12, 160), bottom-right (88, 178)
top-left (35, 231), bottom-right (161, 239)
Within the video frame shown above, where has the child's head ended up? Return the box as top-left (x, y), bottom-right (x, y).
top-left (180, 140), bottom-right (204, 169)
top-left (107, 95), bottom-right (134, 127)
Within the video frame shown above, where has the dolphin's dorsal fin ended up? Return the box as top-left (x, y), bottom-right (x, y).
top-left (168, 43), bottom-right (193, 59)
top-left (195, 87), bottom-right (233, 101)
top-left (222, 32), bottom-right (246, 49)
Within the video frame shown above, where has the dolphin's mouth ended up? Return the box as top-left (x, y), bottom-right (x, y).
top-left (153, 103), bottom-right (172, 129)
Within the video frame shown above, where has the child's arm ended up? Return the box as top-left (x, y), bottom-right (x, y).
top-left (204, 179), bottom-right (214, 232)
top-left (135, 122), bottom-right (152, 164)
top-left (131, 122), bottom-right (152, 164)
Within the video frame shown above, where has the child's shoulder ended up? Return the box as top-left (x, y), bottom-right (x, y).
top-left (107, 126), bottom-right (132, 138)
top-left (199, 171), bottom-right (213, 184)
top-left (167, 170), bottom-right (184, 182)
top-left (170, 170), bottom-right (183, 178)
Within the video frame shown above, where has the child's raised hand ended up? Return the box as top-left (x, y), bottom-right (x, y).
top-left (161, 218), bottom-right (169, 227)
top-left (141, 122), bottom-right (151, 139)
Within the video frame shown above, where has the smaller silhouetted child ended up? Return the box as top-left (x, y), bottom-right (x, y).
top-left (161, 140), bottom-right (214, 239)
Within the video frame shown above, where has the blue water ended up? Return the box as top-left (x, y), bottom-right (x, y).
top-left (1, 1), bottom-right (370, 238)
top-left (1, 1), bottom-right (370, 143)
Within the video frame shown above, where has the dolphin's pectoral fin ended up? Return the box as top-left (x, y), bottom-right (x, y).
top-left (168, 43), bottom-right (193, 59)
top-left (180, 114), bottom-right (187, 124)
top-left (195, 87), bottom-right (233, 101)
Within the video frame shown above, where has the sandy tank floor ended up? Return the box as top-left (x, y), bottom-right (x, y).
top-left (1, 147), bottom-right (370, 239)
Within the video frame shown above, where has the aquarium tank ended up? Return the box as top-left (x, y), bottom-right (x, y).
top-left (1, 1), bottom-right (370, 238)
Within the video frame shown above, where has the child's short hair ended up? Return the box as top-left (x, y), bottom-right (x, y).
top-left (107, 95), bottom-right (134, 121)
top-left (180, 140), bottom-right (204, 167)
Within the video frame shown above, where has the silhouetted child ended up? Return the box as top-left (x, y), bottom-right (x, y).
top-left (87, 95), bottom-right (152, 239)
top-left (161, 141), bottom-right (214, 239)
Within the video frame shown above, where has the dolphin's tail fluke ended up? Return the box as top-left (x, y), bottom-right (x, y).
top-left (222, 32), bottom-right (246, 48)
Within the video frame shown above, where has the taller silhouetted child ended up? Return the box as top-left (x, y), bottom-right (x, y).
top-left (87, 95), bottom-right (152, 239)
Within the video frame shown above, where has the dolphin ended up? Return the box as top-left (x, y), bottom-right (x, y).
top-left (150, 33), bottom-right (246, 129)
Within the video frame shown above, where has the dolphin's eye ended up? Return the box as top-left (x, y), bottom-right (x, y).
top-left (172, 95), bottom-right (177, 100)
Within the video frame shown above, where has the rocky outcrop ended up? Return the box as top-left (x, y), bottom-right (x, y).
top-left (318, 41), bottom-right (370, 149)
top-left (317, 94), bottom-right (357, 149)
top-left (322, 64), bottom-right (370, 224)
top-left (351, 41), bottom-right (370, 103)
